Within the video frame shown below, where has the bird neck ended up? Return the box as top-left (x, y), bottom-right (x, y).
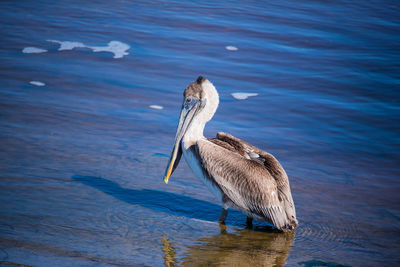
top-left (182, 118), bottom-right (206, 149)
top-left (182, 79), bottom-right (219, 149)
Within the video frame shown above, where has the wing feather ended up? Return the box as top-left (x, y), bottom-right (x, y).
top-left (200, 132), bottom-right (297, 230)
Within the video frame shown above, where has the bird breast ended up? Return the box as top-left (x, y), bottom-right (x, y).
top-left (182, 141), bottom-right (223, 202)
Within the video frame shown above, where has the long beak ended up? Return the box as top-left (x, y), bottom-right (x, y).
top-left (164, 100), bottom-right (200, 184)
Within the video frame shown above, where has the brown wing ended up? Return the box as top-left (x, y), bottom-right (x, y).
top-left (200, 132), bottom-right (297, 231)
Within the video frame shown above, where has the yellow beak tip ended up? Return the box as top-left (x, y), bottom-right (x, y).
top-left (163, 177), bottom-right (169, 184)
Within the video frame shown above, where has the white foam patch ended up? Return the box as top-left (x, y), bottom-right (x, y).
top-left (231, 92), bottom-right (258, 100)
top-left (47, 40), bottom-right (85, 51)
top-left (22, 47), bottom-right (47, 54)
top-left (46, 40), bottom-right (130, 59)
top-left (29, 81), bottom-right (46, 86)
top-left (149, 105), bottom-right (163, 110)
top-left (225, 45), bottom-right (238, 51)
top-left (89, 41), bottom-right (130, 59)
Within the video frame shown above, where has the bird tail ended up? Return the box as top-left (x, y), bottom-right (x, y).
top-left (280, 219), bottom-right (298, 232)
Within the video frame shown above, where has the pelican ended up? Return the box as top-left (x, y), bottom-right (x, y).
top-left (163, 76), bottom-right (298, 231)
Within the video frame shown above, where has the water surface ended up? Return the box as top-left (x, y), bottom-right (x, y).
top-left (0, 0), bottom-right (399, 266)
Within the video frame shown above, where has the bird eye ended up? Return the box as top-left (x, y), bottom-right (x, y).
top-left (186, 97), bottom-right (192, 104)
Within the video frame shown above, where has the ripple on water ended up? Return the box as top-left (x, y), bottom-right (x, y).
top-left (295, 220), bottom-right (369, 256)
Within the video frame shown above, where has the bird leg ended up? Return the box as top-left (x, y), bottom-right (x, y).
top-left (218, 223), bottom-right (227, 234)
top-left (246, 216), bottom-right (253, 227)
top-left (218, 208), bottom-right (228, 224)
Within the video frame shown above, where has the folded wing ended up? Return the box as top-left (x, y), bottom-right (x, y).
top-left (198, 132), bottom-right (297, 231)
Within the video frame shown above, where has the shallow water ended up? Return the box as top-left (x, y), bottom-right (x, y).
top-left (0, 0), bottom-right (399, 266)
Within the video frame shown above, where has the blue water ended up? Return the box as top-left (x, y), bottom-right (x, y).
top-left (0, 0), bottom-right (399, 266)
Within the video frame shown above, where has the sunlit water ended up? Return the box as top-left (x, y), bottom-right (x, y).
top-left (1, 1), bottom-right (399, 266)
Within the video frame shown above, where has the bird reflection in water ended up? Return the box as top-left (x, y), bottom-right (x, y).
top-left (162, 234), bottom-right (179, 267)
top-left (162, 225), bottom-right (295, 266)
